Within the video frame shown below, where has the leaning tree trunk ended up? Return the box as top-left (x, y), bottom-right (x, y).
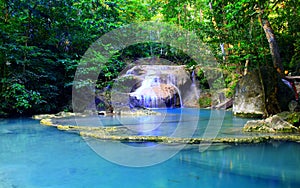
top-left (259, 16), bottom-right (284, 75)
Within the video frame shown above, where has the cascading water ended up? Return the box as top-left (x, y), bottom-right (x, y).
top-left (129, 76), bottom-right (183, 108)
top-left (117, 65), bottom-right (197, 109)
top-left (129, 76), bottom-right (180, 108)
top-left (191, 70), bottom-right (196, 85)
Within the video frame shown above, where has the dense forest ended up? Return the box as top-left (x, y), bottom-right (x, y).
top-left (0, 0), bottom-right (299, 116)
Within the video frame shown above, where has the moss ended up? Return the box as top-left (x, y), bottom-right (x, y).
top-left (234, 112), bottom-right (263, 118)
top-left (286, 112), bottom-right (300, 127)
top-left (224, 73), bottom-right (239, 98)
top-left (198, 96), bottom-right (212, 108)
top-left (277, 112), bottom-right (300, 127)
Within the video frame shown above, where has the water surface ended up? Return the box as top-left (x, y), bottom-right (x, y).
top-left (1, 111), bottom-right (300, 188)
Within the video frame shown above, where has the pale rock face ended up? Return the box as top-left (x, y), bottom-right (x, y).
top-left (233, 67), bottom-right (295, 117)
top-left (243, 114), bottom-right (298, 133)
top-left (233, 70), bottom-right (265, 117)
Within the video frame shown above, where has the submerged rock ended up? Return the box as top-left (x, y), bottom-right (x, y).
top-left (114, 106), bottom-right (160, 116)
top-left (32, 111), bottom-right (88, 120)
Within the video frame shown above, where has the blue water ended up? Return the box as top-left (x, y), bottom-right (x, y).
top-left (72, 108), bottom-right (250, 138)
top-left (1, 110), bottom-right (300, 188)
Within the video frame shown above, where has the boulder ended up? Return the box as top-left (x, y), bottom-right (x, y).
top-left (277, 111), bottom-right (300, 127)
top-left (233, 67), bottom-right (295, 117)
top-left (243, 114), bottom-right (299, 133)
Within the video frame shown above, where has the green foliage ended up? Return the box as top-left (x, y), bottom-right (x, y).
top-left (159, 0), bottom-right (300, 98)
top-left (223, 71), bottom-right (239, 97)
top-left (1, 82), bottom-right (43, 114)
top-left (198, 92), bottom-right (212, 108)
top-left (117, 42), bottom-right (197, 65)
top-left (1, 0), bottom-right (299, 115)
top-left (196, 68), bottom-right (209, 89)
top-left (0, 0), bottom-right (125, 115)
top-left (290, 37), bottom-right (300, 74)
top-left (161, 0), bottom-right (299, 70)
top-left (278, 112), bottom-right (300, 127)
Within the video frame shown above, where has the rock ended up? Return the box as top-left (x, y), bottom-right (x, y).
top-left (233, 67), bottom-right (295, 117)
top-left (33, 114), bottom-right (56, 120)
top-left (277, 111), bottom-right (300, 127)
top-left (114, 106), bottom-right (160, 116)
top-left (243, 114), bottom-right (299, 133)
top-left (288, 100), bottom-right (298, 112)
top-left (267, 115), bottom-right (298, 132)
top-left (98, 111), bottom-right (106, 116)
top-left (40, 119), bottom-right (54, 126)
top-left (233, 70), bottom-right (265, 117)
top-left (37, 117), bottom-right (300, 144)
top-left (33, 111), bottom-right (93, 120)
top-left (214, 98), bottom-right (233, 109)
top-left (243, 120), bottom-right (275, 133)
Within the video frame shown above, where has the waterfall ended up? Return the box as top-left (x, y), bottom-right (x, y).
top-left (191, 70), bottom-right (195, 85)
top-left (124, 65), bottom-right (198, 109)
top-left (129, 74), bottom-right (183, 109)
top-left (172, 84), bottom-right (183, 108)
top-left (167, 74), bottom-right (177, 85)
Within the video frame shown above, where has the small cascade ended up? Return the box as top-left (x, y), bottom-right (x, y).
top-left (126, 70), bottom-right (132, 75)
top-left (124, 65), bottom-right (198, 109)
top-left (154, 77), bottom-right (160, 85)
top-left (191, 70), bottom-right (196, 85)
top-left (129, 82), bottom-right (183, 109)
top-left (129, 76), bottom-right (181, 108)
top-left (166, 74), bottom-right (177, 86)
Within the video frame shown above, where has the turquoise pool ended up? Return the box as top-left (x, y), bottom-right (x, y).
top-left (1, 110), bottom-right (300, 187)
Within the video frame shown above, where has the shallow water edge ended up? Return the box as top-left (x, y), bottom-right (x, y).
top-left (38, 115), bottom-right (300, 145)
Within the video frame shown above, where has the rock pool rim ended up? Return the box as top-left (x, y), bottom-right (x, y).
top-left (37, 117), bottom-right (300, 145)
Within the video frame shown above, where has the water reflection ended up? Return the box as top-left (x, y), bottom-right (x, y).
top-left (179, 142), bottom-right (300, 184)
top-left (0, 117), bottom-right (300, 187)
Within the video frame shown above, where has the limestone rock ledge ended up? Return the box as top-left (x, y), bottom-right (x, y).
top-left (243, 113), bottom-right (299, 133)
top-left (32, 111), bottom-right (88, 120)
top-left (33, 108), bottom-right (160, 120)
top-left (38, 118), bottom-right (300, 144)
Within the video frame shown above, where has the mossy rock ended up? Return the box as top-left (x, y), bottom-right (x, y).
top-left (198, 96), bottom-right (212, 108)
top-left (40, 119), bottom-right (53, 126)
top-left (233, 67), bottom-right (295, 117)
top-left (277, 111), bottom-right (300, 127)
top-left (287, 113), bottom-right (300, 127)
top-left (235, 113), bottom-right (264, 118)
top-left (243, 114), bottom-right (299, 133)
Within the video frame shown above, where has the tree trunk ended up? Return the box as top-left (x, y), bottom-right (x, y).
top-left (244, 59), bottom-right (249, 75)
top-left (259, 16), bottom-right (284, 74)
